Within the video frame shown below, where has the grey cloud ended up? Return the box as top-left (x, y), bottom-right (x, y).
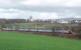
top-left (1, 5), bottom-right (81, 18)
top-left (0, 0), bottom-right (81, 19)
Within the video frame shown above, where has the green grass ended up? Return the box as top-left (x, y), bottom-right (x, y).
top-left (6, 23), bottom-right (78, 29)
top-left (15, 23), bottom-right (77, 29)
top-left (0, 31), bottom-right (81, 50)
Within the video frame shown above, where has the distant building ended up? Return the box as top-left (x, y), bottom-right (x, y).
top-left (57, 20), bottom-right (69, 23)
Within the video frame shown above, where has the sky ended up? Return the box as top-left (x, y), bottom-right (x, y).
top-left (0, 0), bottom-right (81, 19)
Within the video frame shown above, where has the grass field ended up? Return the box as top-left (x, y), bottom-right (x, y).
top-left (0, 31), bottom-right (81, 50)
top-left (6, 23), bottom-right (77, 29)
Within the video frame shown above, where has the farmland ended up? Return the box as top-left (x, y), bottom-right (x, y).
top-left (5, 23), bottom-right (78, 29)
top-left (0, 31), bottom-right (81, 50)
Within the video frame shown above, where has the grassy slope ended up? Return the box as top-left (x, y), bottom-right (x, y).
top-left (0, 32), bottom-right (81, 50)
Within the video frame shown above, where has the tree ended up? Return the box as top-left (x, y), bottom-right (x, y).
top-left (70, 20), bottom-right (76, 24)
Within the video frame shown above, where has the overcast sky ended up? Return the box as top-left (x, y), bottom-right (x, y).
top-left (0, 0), bottom-right (81, 19)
